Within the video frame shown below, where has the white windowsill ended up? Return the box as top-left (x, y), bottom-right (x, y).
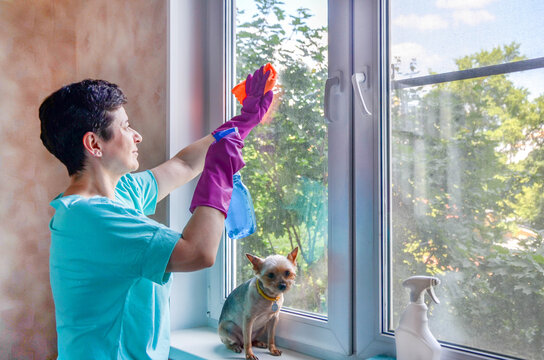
top-left (169, 327), bottom-right (320, 360)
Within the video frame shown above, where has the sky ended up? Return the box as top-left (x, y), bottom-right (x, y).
top-left (236, 0), bottom-right (544, 99)
top-left (236, 0), bottom-right (327, 33)
top-left (235, 0), bottom-right (327, 72)
top-left (391, 0), bottom-right (544, 99)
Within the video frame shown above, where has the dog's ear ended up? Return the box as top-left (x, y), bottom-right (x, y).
top-left (287, 247), bottom-right (298, 265)
top-left (246, 253), bottom-right (264, 272)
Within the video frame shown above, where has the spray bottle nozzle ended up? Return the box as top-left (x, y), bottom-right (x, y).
top-left (402, 276), bottom-right (441, 304)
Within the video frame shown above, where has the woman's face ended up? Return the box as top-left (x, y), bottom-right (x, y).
top-left (100, 106), bottom-right (142, 175)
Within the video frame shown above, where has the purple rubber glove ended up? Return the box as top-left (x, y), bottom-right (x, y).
top-left (189, 128), bottom-right (246, 217)
top-left (213, 65), bottom-right (274, 140)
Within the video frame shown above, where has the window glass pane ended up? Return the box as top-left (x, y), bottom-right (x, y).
top-left (389, 1), bottom-right (544, 358)
top-left (391, 0), bottom-right (544, 80)
top-left (233, 0), bottom-right (328, 315)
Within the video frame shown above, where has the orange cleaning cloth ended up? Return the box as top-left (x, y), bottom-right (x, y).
top-left (232, 63), bottom-right (277, 105)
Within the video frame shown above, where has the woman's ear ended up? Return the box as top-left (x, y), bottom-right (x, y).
top-left (82, 132), bottom-right (102, 157)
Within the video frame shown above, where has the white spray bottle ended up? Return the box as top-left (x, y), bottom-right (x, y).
top-left (395, 276), bottom-right (441, 360)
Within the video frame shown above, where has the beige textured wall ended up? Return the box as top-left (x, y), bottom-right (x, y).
top-left (0, 1), bottom-right (167, 358)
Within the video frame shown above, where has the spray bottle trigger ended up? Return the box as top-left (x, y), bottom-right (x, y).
top-left (427, 285), bottom-right (440, 304)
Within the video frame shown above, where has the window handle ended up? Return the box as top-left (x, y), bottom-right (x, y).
top-left (324, 70), bottom-right (343, 123)
top-left (352, 68), bottom-right (372, 116)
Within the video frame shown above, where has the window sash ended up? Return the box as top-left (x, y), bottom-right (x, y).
top-left (206, 0), bottom-right (353, 358)
top-left (380, 1), bottom-right (543, 360)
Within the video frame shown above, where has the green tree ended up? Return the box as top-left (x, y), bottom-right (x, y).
top-left (392, 43), bottom-right (544, 357)
top-left (234, 0), bottom-right (328, 314)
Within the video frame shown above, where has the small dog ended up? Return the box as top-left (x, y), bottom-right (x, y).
top-left (218, 247), bottom-right (298, 360)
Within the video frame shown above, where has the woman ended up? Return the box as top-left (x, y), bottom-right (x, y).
top-left (39, 66), bottom-right (272, 359)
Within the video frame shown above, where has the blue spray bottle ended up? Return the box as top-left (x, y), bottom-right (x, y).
top-left (225, 172), bottom-right (257, 239)
top-left (212, 127), bottom-right (257, 239)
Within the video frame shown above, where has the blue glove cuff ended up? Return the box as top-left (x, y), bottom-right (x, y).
top-left (213, 127), bottom-right (239, 142)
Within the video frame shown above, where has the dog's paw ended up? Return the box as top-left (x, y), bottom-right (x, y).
top-left (252, 340), bottom-right (267, 348)
top-left (245, 352), bottom-right (259, 360)
top-left (229, 344), bottom-right (243, 353)
top-left (269, 347), bottom-right (282, 356)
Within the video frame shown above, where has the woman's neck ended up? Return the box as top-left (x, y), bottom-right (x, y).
top-left (63, 167), bottom-right (122, 199)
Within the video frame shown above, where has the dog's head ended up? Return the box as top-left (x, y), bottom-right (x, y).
top-left (246, 248), bottom-right (298, 296)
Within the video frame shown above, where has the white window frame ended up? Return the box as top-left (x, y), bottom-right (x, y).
top-left (206, 0), bottom-right (352, 358)
top-left (355, 1), bottom-right (543, 359)
top-left (168, 0), bottom-right (540, 358)
top-left (353, 0), bottom-right (394, 357)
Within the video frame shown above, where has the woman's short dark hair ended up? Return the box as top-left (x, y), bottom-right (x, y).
top-left (39, 79), bottom-right (127, 176)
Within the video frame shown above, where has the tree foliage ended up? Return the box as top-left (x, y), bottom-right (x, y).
top-left (392, 43), bottom-right (544, 357)
top-left (234, 0), bottom-right (328, 314)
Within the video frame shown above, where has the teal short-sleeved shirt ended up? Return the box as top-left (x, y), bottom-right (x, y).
top-left (49, 170), bottom-right (181, 360)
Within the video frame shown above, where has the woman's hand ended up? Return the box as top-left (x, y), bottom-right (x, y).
top-left (212, 65), bottom-right (274, 140)
top-left (245, 65), bottom-right (271, 99)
